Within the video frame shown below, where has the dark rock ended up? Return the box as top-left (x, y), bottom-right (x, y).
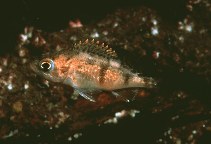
top-left (0, 0), bottom-right (211, 143)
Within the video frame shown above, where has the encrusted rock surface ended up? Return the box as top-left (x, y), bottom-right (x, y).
top-left (0, 0), bottom-right (211, 143)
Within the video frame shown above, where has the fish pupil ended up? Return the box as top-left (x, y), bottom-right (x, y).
top-left (40, 62), bottom-right (51, 72)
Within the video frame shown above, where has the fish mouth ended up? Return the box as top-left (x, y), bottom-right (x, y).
top-left (30, 60), bottom-right (39, 72)
top-left (30, 60), bottom-right (63, 83)
top-left (30, 60), bottom-right (52, 80)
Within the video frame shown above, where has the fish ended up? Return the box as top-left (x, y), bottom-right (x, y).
top-left (30, 39), bottom-right (157, 102)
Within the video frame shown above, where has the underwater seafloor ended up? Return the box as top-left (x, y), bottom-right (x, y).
top-left (0, 0), bottom-right (211, 143)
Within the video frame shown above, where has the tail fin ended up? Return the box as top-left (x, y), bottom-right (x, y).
top-left (129, 76), bottom-right (157, 88)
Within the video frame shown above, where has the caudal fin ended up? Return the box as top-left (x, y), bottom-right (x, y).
top-left (128, 76), bottom-right (157, 88)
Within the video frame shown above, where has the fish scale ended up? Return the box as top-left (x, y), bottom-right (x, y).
top-left (31, 39), bottom-right (157, 102)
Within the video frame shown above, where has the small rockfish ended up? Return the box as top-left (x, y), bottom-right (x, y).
top-left (31, 39), bottom-right (156, 102)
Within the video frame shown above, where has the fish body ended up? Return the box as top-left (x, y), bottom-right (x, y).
top-left (31, 39), bottom-right (156, 102)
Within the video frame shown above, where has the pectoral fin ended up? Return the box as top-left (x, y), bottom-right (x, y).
top-left (64, 77), bottom-right (96, 102)
top-left (78, 90), bottom-right (96, 102)
top-left (75, 89), bottom-right (98, 102)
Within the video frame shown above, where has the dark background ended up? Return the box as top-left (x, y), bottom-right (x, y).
top-left (0, 0), bottom-right (186, 55)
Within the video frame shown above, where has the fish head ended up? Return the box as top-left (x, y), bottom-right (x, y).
top-left (30, 58), bottom-right (65, 83)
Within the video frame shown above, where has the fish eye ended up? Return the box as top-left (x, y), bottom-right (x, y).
top-left (39, 59), bottom-right (54, 72)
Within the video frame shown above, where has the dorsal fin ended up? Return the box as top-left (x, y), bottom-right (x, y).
top-left (73, 39), bottom-right (117, 59)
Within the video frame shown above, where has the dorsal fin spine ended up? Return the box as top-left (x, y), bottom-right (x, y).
top-left (74, 39), bottom-right (117, 59)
